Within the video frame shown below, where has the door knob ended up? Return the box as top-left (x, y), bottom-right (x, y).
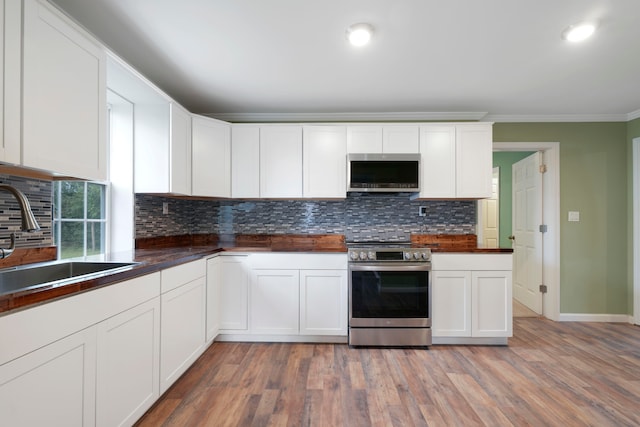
top-left (508, 235), bottom-right (515, 241)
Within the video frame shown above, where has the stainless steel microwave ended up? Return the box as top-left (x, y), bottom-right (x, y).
top-left (347, 153), bottom-right (421, 192)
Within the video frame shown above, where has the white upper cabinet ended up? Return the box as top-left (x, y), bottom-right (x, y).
top-left (168, 103), bottom-right (192, 195)
top-left (192, 115), bottom-right (231, 197)
top-left (108, 55), bottom-right (194, 195)
top-left (419, 123), bottom-right (493, 199)
top-left (260, 125), bottom-right (303, 198)
top-left (347, 125), bottom-right (420, 154)
top-left (231, 125), bottom-right (260, 198)
top-left (0, 0), bottom-right (21, 165)
top-left (419, 125), bottom-right (457, 198)
top-left (303, 126), bottom-right (347, 198)
top-left (133, 101), bottom-right (192, 195)
top-left (382, 126), bottom-right (420, 153)
top-left (21, 0), bottom-right (107, 180)
top-left (456, 124), bottom-right (493, 198)
top-left (347, 125), bottom-right (383, 153)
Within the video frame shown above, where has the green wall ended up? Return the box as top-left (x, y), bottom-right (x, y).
top-left (493, 123), bottom-right (628, 315)
top-left (492, 151), bottom-right (535, 248)
top-left (627, 117), bottom-right (640, 315)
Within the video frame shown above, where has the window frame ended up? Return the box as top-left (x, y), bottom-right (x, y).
top-left (53, 180), bottom-right (110, 260)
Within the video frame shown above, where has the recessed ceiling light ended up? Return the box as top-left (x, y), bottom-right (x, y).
top-left (562, 22), bottom-right (597, 42)
top-left (347, 23), bottom-right (373, 47)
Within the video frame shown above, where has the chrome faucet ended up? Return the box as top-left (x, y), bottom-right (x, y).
top-left (0, 184), bottom-right (41, 259)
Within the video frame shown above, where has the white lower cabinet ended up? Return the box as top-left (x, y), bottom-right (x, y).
top-left (0, 327), bottom-right (97, 427)
top-left (250, 269), bottom-right (300, 334)
top-left (0, 271), bottom-right (161, 426)
top-left (431, 254), bottom-right (512, 342)
top-left (219, 255), bottom-right (250, 331)
top-left (299, 269), bottom-right (348, 336)
top-left (206, 256), bottom-right (222, 343)
top-left (472, 271), bottom-right (512, 337)
top-left (96, 297), bottom-right (160, 427)
top-left (218, 253), bottom-right (348, 341)
top-left (160, 260), bottom-right (206, 393)
top-left (431, 270), bottom-right (472, 337)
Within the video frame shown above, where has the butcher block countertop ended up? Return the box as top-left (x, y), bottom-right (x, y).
top-left (0, 234), bottom-right (511, 315)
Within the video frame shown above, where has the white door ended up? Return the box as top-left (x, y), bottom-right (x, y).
top-left (512, 152), bottom-right (543, 314)
top-left (479, 167), bottom-right (500, 248)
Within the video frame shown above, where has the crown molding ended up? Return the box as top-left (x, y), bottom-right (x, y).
top-left (204, 111), bottom-right (489, 123)
top-left (628, 109), bottom-right (640, 121)
top-left (483, 113), bottom-right (630, 123)
top-left (205, 110), bottom-right (640, 124)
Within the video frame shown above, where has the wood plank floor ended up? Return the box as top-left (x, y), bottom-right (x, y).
top-left (136, 319), bottom-right (640, 426)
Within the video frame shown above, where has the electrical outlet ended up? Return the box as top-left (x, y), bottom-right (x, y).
top-left (162, 202), bottom-right (169, 215)
top-left (419, 206), bottom-right (427, 217)
top-left (568, 211), bottom-right (579, 222)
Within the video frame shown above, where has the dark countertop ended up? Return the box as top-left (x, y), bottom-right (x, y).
top-left (0, 234), bottom-right (512, 316)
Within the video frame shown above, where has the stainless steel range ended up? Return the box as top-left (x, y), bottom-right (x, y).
top-left (348, 244), bottom-right (432, 347)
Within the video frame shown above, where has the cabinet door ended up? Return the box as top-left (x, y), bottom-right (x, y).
top-left (192, 116), bottom-right (231, 197)
top-left (347, 126), bottom-right (383, 153)
top-left (220, 256), bottom-right (249, 330)
top-left (170, 102), bottom-right (192, 195)
top-left (250, 269), bottom-right (299, 334)
top-left (419, 125), bottom-right (456, 198)
top-left (1, 0), bottom-right (20, 164)
top-left (206, 256), bottom-right (222, 342)
top-left (431, 270), bottom-right (472, 337)
top-left (303, 126), bottom-right (347, 198)
top-left (471, 271), bottom-right (512, 337)
top-left (383, 126), bottom-right (419, 153)
top-left (96, 298), bottom-right (160, 427)
top-left (456, 124), bottom-right (493, 198)
top-left (260, 126), bottom-right (303, 197)
top-left (231, 125), bottom-right (260, 198)
top-left (22, 0), bottom-right (106, 180)
top-left (191, 116), bottom-right (231, 197)
top-left (299, 270), bottom-right (347, 336)
top-left (0, 327), bottom-right (97, 426)
top-left (160, 278), bottom-right (206, 393)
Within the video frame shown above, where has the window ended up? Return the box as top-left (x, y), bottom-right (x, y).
top-left (53, 181), bottom-right (108, 259)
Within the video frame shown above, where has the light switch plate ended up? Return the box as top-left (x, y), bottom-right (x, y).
top-left (568, 211), bottom-right (580, 222)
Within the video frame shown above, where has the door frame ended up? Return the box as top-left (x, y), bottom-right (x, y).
top-left (477, 167), bottom-right (500, 248)
top-left (493, 142), bottom-right (560, 321)
top-left (633, 138), bottom-right (640, 325)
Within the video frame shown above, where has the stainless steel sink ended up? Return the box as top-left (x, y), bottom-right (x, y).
top-left (0, 261), bottom-right (138, 296)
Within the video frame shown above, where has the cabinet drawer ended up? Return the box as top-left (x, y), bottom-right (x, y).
top-left (249, 253), bottom-right (347, 270)
top-left (432, 253), bottom-right (512, 271)
top-left (161, 259), bottom-right (206, 293)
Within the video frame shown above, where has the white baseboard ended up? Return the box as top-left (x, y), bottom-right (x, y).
top-left (216, 334), bottom-right (348, 344)
top-left (432, 337), bottom-right (508, 346)
top-left (558, 313), bottom-right (633, 323)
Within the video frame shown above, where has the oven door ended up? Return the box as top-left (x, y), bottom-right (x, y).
top-left (349, 263), bottom-right (431, 328)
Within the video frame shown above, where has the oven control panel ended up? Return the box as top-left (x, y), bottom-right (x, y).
top-left (348, 247), bottom-right (431, 262)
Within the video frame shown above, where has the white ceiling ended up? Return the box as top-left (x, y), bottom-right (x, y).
top-left (51, 0), bottom-right (640, 122)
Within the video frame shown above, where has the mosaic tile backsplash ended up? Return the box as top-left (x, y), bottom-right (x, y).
top-left (135, 194), bottom-right (477, 242)
top-left (0, 174), bottom-right (53, 248)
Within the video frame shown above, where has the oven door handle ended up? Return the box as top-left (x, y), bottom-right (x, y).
top-left (349, 263), bottom-right (431, 272)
